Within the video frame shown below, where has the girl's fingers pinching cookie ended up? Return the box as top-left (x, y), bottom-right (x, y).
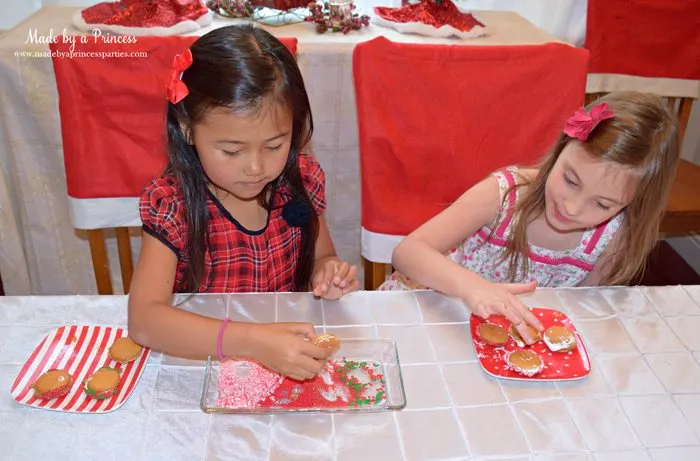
top-left (284, 322), bottom-right (317, 341)
top-left (507, 298), bottom-right (544, 332)
top-left (502, 298), bottom-right (543, 333)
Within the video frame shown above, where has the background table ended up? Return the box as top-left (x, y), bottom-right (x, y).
top-left (0, 7), bottom-right (562, 295)
top-left (0, 1), bottom-right (588, 46)
top-left (1, 287), bottom-right (700, 459)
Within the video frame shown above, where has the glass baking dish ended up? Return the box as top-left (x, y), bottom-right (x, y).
top-left (200, 338), bottom-right (406, 414)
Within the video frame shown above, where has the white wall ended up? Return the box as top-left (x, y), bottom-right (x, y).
top-left (0, 0), bottom-right (107, 30)
top-left (0, 0), bottom-right (44, 31)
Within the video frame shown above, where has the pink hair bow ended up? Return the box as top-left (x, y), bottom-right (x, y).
top-left (563, 102), bottom-right (615, 141)
top-left (166, 48), bottom-right (193, 104)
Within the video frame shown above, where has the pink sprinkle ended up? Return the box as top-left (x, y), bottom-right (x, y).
top-left (216, 361), bottom-right (284, 408)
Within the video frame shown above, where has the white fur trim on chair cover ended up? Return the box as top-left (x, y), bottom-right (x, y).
top-left (361, 227), bottom-right (405, 264)
top-left (586, 73), bottom-right (700, 98)
top-left (69, 197), bottom-right (141, 230)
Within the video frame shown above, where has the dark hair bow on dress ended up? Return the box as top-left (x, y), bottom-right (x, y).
top-left (282, 198), bottom-right (311, 227)
top-left (167, 48), bottom-right (193, 104)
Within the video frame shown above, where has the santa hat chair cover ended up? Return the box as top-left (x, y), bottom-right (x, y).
top-left (584, 0), bottom-right (700, 97)
top-left (352, 38), bottom-right (590, 263)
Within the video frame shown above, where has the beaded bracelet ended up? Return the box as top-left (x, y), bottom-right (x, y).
top-left (217, 317), bottom-right (232, 362)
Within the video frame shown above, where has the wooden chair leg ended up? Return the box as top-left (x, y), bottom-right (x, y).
top-left (677, 98), bottom-right (693, 145)
top-left (87, 229), bottom-right (113, 295)
top-left (363, 258), bottom-right (390, 291)
top-left (115, 227), bottom-right (134, 294)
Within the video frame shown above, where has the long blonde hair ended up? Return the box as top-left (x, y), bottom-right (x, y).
top-left (498, 91), bottom-right (680, 285)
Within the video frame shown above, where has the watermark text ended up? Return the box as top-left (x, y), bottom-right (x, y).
top-left (24, 28), bottom-right (139, 54)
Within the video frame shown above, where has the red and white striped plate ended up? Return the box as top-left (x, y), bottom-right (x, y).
top-left (10, 325), bottom-right (150, 413)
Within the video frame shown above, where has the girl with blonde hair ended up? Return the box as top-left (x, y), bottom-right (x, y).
top-left (384, 91), bottom-right (680, 341)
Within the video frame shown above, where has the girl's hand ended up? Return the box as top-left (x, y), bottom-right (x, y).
top-left (312, 259), bottom-right (359, 300)
top-left (243, 323), bottom-right (332, 381)
top-left (463, 278), bottom-right (544, 343)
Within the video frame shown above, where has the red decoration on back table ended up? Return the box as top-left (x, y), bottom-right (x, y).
top-left (80, 0), bottom-right (210, 28)
top-left (374, 0), bottom-right (484, 33)
top-left (249, 0), bottom-right (310, 10)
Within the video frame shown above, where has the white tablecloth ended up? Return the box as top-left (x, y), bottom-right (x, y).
top-left (1, 287), bottom-right (700, 459)
top-left (0, 7), bottom-right (562, 295)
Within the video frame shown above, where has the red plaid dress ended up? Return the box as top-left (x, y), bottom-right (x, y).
top-left (140, 153), bottom-right (326, 293)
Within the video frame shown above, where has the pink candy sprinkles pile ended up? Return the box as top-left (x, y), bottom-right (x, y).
top-left (216, 358), bottom-right (387, 410)
top-left (216, 361), bottom-right (284, 408)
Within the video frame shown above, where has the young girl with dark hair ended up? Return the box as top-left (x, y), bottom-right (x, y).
top-left (128, 24), bottom-right (358, 381)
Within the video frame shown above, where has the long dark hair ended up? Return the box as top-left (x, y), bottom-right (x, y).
top-left (165, 24), bottom-right (316, 292)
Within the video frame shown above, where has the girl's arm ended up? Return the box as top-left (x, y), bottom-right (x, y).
top-left (127, 233), bottom-right (246, 359)
top-left (392, 176), bottom-right (502, 296)
top-left (128, 234), bottom-right (331, 380)
top-left (392, 176), bottom-right (543, 333)
top-left (313, 215), bottom-right (339, 269)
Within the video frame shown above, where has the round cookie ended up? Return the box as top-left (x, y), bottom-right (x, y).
top-left (32, 369), bottom-right (73, 400)
top-left (543, 326), bottom-right (576, 352)
top-left (109, 337), bottom-right (143, 363)
top-left (313, 334), bottom-right (341, 351)
top-left (506, 350), bottom-right (544, 377)
top-left (478, 323), bottom-right (509, 346)
top-left (84, 367), bottom-right (121, 400)
top-left (509, 324), bottom-right (542, 348)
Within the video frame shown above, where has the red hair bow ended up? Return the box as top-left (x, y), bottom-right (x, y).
top-left (166, 48), bottom-right (193, 104)
top-left (563, 102), bottom-right (615, 141)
